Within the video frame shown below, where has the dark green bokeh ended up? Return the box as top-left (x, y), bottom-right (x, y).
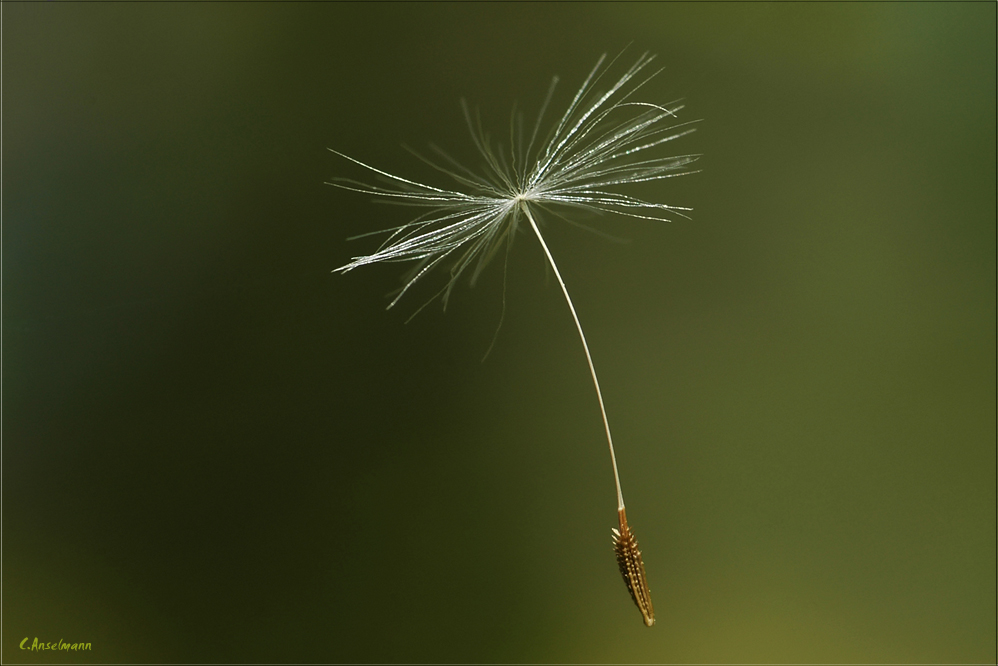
top-left (4, 3), bottom-right (994, 663)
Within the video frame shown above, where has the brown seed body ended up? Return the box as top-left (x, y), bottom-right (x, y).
top-left (612, 507), bottom-right (655, 627)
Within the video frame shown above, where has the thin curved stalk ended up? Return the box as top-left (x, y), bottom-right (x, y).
top-left (520, 203), bottom-right (624, 512)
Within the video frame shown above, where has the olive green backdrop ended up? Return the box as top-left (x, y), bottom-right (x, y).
top-left (4, 2), bottom-right (995, 663)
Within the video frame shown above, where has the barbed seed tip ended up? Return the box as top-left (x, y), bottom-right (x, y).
top-left (613, 507), bottom-right (655, 627)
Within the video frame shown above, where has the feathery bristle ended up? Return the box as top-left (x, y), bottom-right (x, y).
top-left (612, 508), bottom-right (655, 627)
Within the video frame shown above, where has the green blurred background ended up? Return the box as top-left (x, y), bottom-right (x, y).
top-left (4, 2), bottom-right (995, 663)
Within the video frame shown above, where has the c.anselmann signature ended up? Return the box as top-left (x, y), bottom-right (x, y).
top-left (20, 637), bottom-right (92, 651)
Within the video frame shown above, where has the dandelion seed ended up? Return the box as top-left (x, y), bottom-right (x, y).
top-left (329, 51), bottom-right (699, 626)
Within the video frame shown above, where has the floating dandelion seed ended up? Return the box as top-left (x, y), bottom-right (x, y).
top-left (329, 51), bottom-right (699, 626)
